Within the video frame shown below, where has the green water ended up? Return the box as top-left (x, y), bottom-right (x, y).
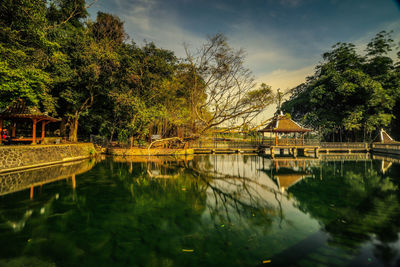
top-left (1, 155), bottom-right (400, 266)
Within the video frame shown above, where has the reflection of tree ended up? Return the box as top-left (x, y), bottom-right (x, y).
top-left (289, 161), bottom-right (400, 265)
top-left (0, 156), bottom-right (288, 266)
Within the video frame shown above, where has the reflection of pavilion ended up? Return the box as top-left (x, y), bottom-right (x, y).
top-left (260, 158), bottom-right (315, 192)
top-left (372, 154), bottom-right (399, 173)
top-left (259, 153), bottom-right (376, 192)
top-left (275, 173), bottom-right (309, 192)
top-left (0, 159), bottom-right (94, 198)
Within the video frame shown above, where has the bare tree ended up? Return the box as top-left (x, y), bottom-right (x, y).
top-left (185, 34), bottom-right (274, 135)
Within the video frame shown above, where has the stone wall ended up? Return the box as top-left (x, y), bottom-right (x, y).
top-left (0, 143), bottom-right (95, 172)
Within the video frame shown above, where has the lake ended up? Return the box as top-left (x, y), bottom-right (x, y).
top-left (0, 154), bottom-right (400, 266)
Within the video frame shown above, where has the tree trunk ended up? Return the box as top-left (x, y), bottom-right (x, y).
top-left (60, 119), bottom-right (67, 138)
top-left (69, 113), bottom-right (79, 142)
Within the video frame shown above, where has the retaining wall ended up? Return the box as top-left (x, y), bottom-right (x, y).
top-left (0, 143), bottom-right (95, 172)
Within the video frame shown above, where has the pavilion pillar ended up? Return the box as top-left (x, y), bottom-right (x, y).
top-left (32, 119), bottom-right (37, 144)
top-left (286, 134), bottom-right (288, 145)
top-left (275, 132), bottom-right (277, 146)
top-left (262, 132), bottom-right (264, 144)
top-left (302, 133), bottom-right (304, 146)
top-left (11, 123), bottom-right (16, 138)
top-left (0, 119), bottom-right (3, 144)
top-left (41, 121), bottom-right (46, 140)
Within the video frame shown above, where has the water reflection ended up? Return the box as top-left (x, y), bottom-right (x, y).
top-left (0, 154), bottom-right (399, 266)
top-left (0, 159), bottom-right (96, 197)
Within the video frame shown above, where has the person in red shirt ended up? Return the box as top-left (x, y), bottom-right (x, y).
top-left (2, 129), bottom-right (10, 144)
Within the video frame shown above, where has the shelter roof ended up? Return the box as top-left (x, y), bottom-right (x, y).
top-left (258, 114), bottom-right (312, 133)
top-left (379, 129), bottom-right (397, 143)
top-left (0, 99), bottom-right (60, 122)
top-left (275, 173), bottom-right (307, 190)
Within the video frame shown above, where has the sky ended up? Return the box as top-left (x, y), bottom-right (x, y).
top-left (88, 0), bottom-right (400, 117)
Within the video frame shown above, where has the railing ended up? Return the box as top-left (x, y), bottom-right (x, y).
top-left (189, 139), bottom-right (373, 150)
top-left (320, 142), bottom-right (368, 149)
top-left (371, 142), bottom-right (400, 150)
top-left (262, 139), bottom-right (320, 146)
top-left (189, 139), bottom-right (259, 149)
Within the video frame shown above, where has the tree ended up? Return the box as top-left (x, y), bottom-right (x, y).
top-left (0, 0), bottom-right (56, 112)
top-left (282, 32), bottom-right (399, 142)
top-left (185, 34), bottom-right (274, 135)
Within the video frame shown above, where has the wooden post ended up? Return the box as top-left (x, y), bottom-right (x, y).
top-left (275, 132), bottom-right (277, 146)
top-left (11, 123), bottom-right (16, 138)
top-left (0, 119), bottom-right (2, 144)
top-left (262, 132), bottom-right (264, 144)
top-left (30, 186), bottom-right (34, 199)
top-left (32, 119), bottom-right (37, 144)
top-left (41, 121), bottom-right (46, 140)
top-left (302, 133), bottom-right (304, 146)
top-left (286, 134), bottom-right (288, 145)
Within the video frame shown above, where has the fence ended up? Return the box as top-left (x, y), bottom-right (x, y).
top-left (262, 138), bottom-right (320, 146)
top-left (188, 139), bottom-right (259, 149)
top-left (190, 138), bottom-right (371, 149)
top-left (320, 142), bottom-right (368, 149)
top-left (371, 142), bottom-right (400, 150)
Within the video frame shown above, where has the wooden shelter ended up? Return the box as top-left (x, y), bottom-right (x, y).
top-left (258, 113), bottom-right (312, 146)
top-left (0, 100), bottom-right (60, 144)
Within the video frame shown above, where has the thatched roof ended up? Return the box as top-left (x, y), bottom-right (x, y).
top-left (258, 115), bottom-right (312, 133)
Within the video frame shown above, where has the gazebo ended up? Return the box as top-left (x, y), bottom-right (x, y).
top-left (258, 113), bottom-right (312, 146)
top-left (0, 99), bottom-right (60, 144)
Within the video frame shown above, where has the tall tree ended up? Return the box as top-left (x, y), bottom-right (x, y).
top-left (0, 0), bottom-right (56, 112)
top-left (185, 34), bottom-right (274, 135)
top-left (282, 32), bottom-right (399, 142)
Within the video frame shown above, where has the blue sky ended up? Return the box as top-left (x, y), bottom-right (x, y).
top-left (88, 0), bottom-right (400, 91)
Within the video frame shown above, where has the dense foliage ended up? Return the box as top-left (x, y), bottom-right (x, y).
top-left (0, 1), bottom-right (272, 144)
top-left (282, 31), bottom-right (400, 141)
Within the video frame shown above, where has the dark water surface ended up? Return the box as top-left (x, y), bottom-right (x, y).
top-left (1, 154), bottom-right (400, 266)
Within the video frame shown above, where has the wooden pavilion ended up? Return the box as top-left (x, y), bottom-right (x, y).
top-left (0, 100), bottom-right (60, 144)
top-left (258, 113), bottom-right (312, 146)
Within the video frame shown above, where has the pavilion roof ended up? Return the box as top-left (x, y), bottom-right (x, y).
top-left (258, 114), bottom-right (312, 133)
top-left (379, 129), bottom-right (397, 143)
top-left (0, 99), bottom-right (60, 122)
top-left (275, 173), bottom-right (307, 190)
